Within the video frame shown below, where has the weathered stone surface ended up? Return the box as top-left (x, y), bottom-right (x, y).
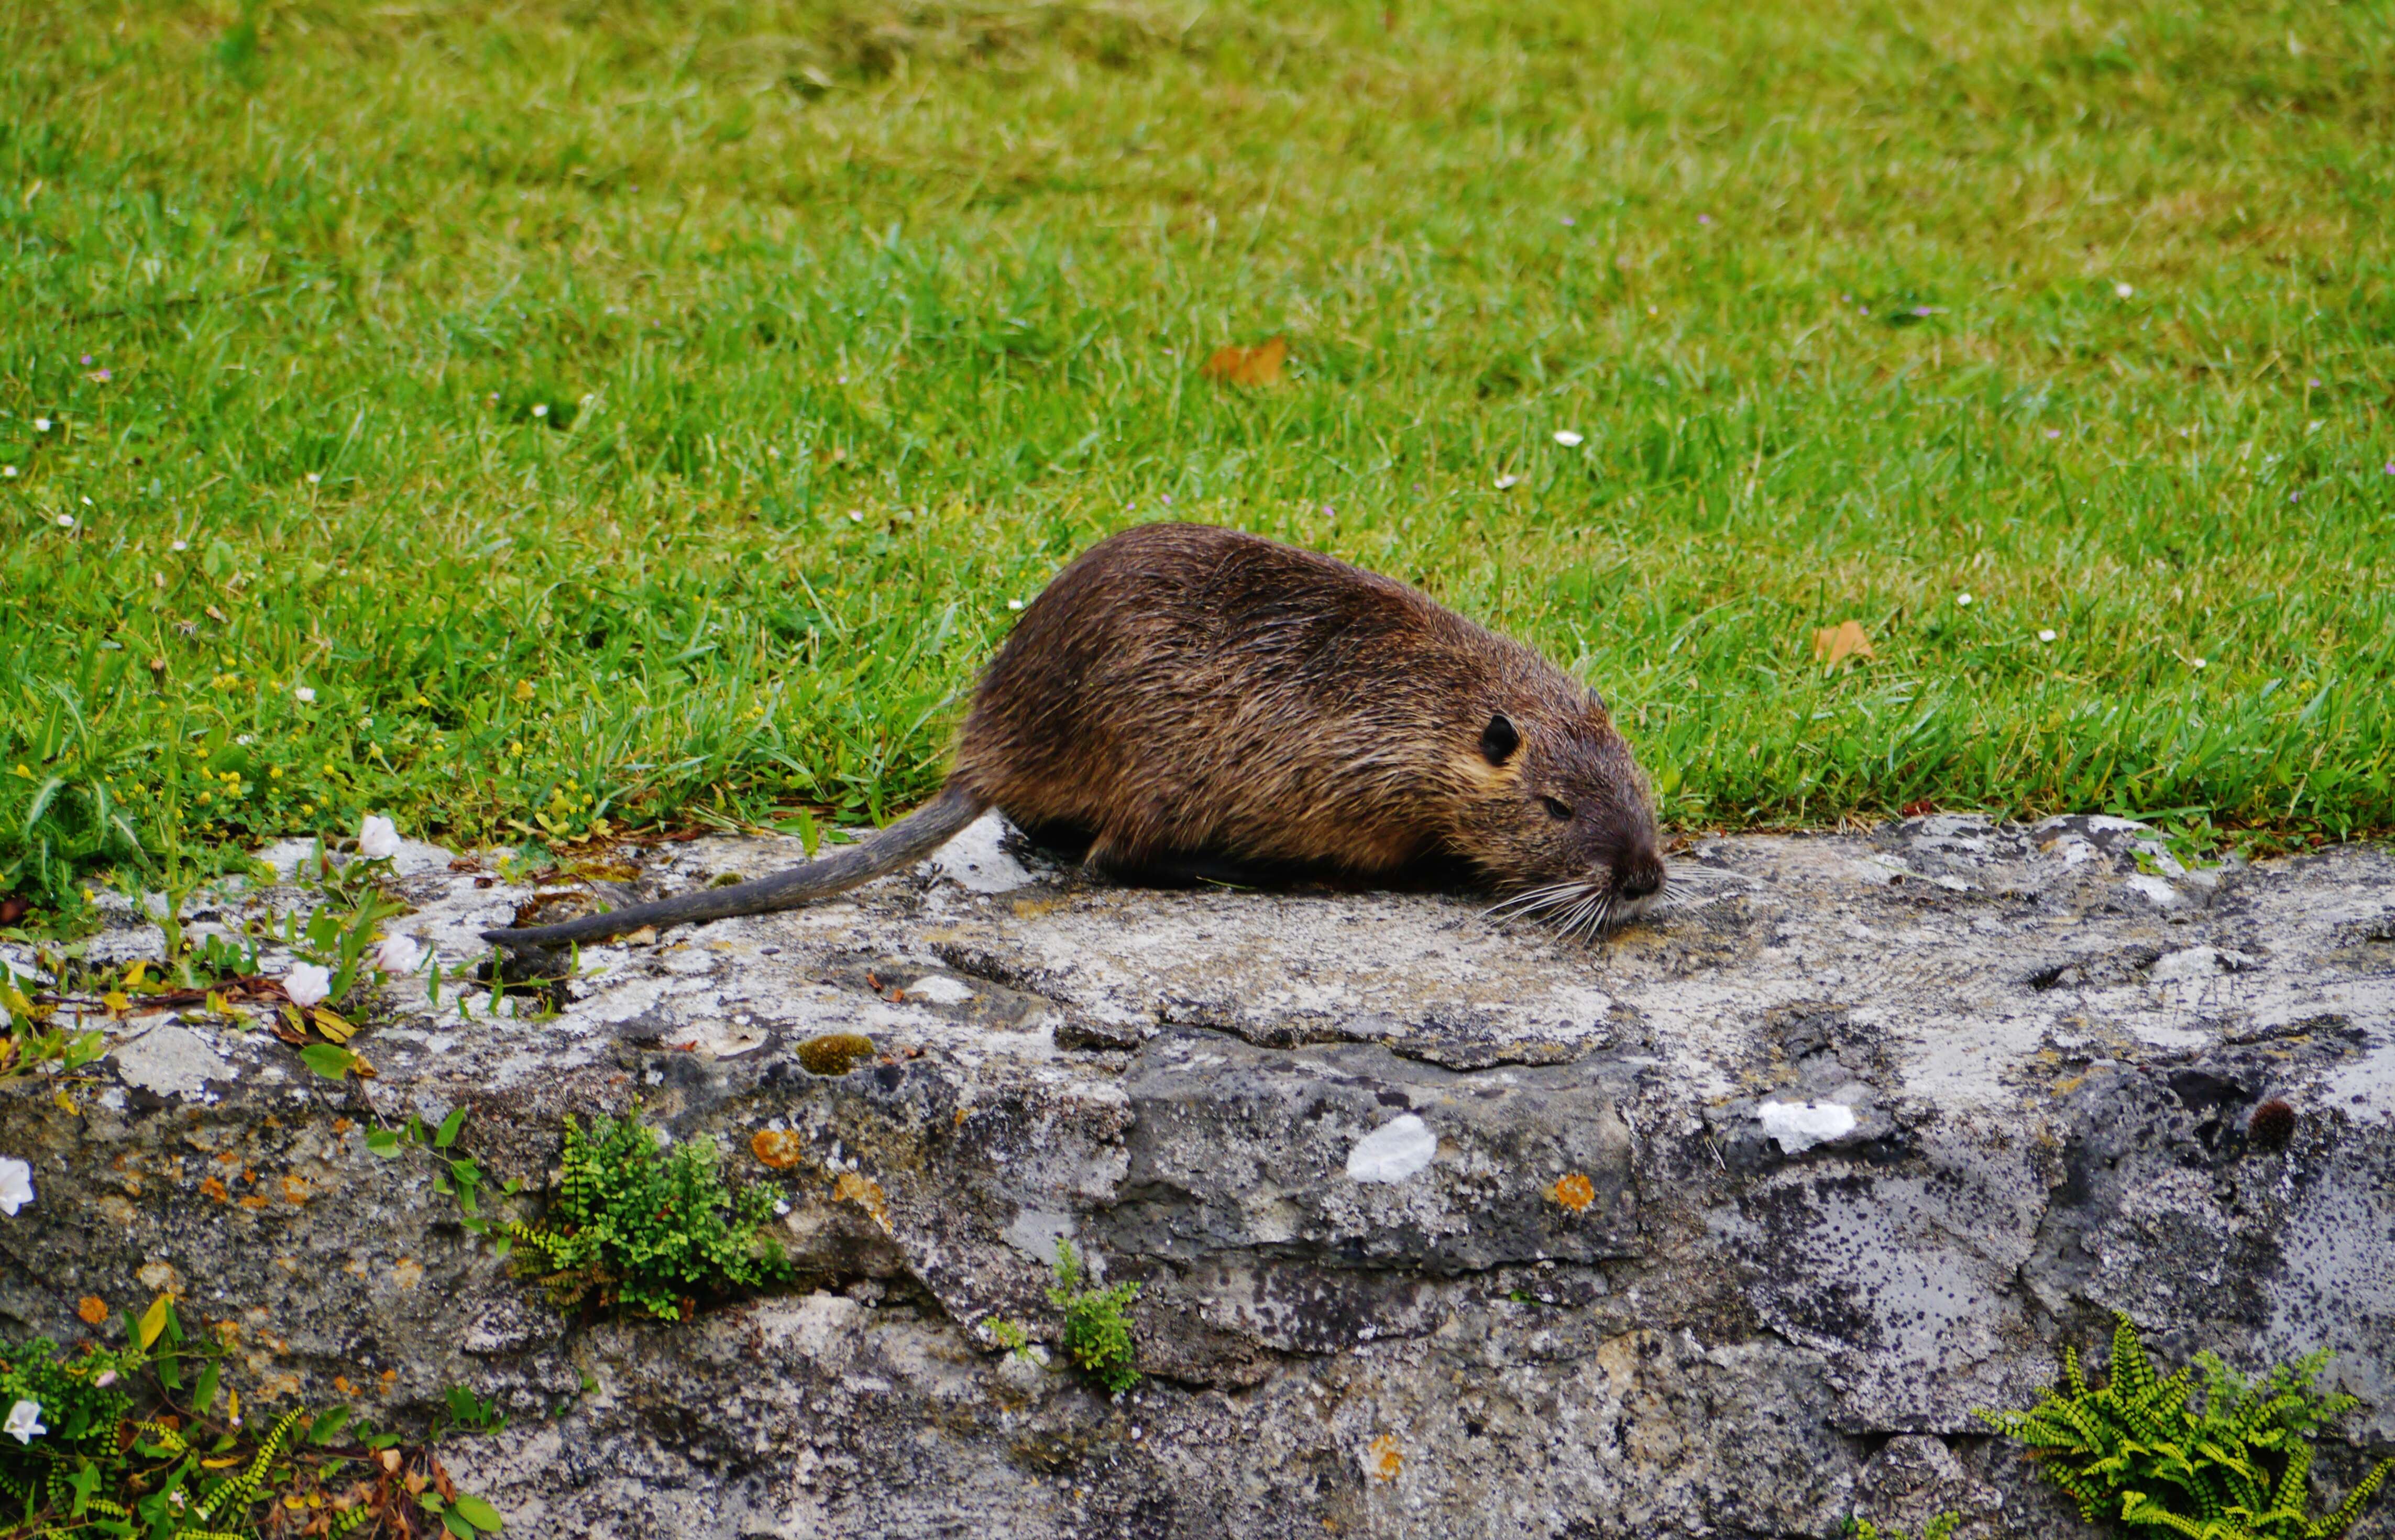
top-left (3, 813), bottom-right (2390, 1538)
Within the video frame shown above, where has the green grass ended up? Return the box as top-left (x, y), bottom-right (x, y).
top-left (4, 0), bottom-right (2391, 919)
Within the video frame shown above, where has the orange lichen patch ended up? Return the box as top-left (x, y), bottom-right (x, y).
top-left (280, 1174), bottom-right (313, 1205)
top-left (238, 1195), bottom-right (270, 1210)
top-left (1550, 1172), bottom-right (1596, 1213)
top-left (833, 1170), bottom-right (892, 1234)
top-left (76, 1295), bottom-right (108, 1325)
top-left (391, 1257), bottom-right (425, 1290)
top-left (331, 1118), bottom-right (354, 1134)
top-left (750, 1129), bottom-right (807, 1170)
top-left (199, 1176), bottom-right (231, 1204)
top-left (379, 1369), bottom-right (397, 1391)
top-left (1367, 1433), bottom-right (1403, 1483)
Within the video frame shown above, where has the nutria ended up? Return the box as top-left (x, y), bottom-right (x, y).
top-left (483, 522), bottom-right (1665, 951)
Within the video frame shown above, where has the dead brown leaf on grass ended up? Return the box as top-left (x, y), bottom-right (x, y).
top-left (1811, 619), bottom-right (1875, 669)
top-left (1201, 336), bottom-right (1288, 387)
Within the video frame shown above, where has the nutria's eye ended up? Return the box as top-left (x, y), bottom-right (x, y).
top-left (1479, 714), bottom-right (1520, 766)
top-left (1540, 796), bottom-right (1574, 821)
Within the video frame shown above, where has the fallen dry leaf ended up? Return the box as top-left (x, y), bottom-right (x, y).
top-left (1811, 619), bottom-right (1875, 669)
top-left (1201, 336), bottom-right (1288, 387)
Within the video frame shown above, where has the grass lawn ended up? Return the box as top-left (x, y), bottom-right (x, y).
top-left (3, 0), bottom-right (2391, 925)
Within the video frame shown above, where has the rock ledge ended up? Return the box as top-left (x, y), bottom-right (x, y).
top-left (4, 815), bottom-right (2390, 1538)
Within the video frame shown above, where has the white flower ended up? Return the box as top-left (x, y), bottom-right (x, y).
top-left (0, 1158), bottom-right (30, 1216)
top-left (531, 403), bottom-right (549, 418)
top-left (1006, 599), bottom-right (1025, 611)
top-left (1553, 430), bottom-right (1584, 447)
top-left (284, 963), bottom-right (332, 1009)
top-left (357, 815), bottom-right (400, 859)
top-left (94, 1371), bottom-right (116, 1388)
top-left (847, 510), bottom-right (863, 523)
top-left (171, 539), bottom-right (188, 551)
top-left (1, 466), bottom-right (14, 478)
top-left (2038, 629), bottom-right (2057, 643)
top-left (56, 514), bottom-right (74, 529)
top-left (32, 418), bottom-right (50, 433)
top-left (373, 933), bottom-right (424, 975)
top-left (294, 685), bottom-right (316, 703)
top-left (2114, 282), bottom-right (2134, 299)
top-left (1495, 474), bottom-right (1521, 490)
top-left (1956, 592), bottom-right (1973, 607)
top-left (2192, 656), bottom-right (2207, 669)
top-left (3, 1399), bottom-right (42, 1444)
top-left (305, 472), bottom-right (321, 485)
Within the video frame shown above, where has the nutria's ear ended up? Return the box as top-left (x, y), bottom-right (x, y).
top-left (1479, 713), bottom-right (1520, 766)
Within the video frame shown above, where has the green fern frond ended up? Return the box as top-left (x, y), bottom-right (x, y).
top-left (193, 1405), bottom-right (306, 1522)
top-left (1980, 1316), bottom-right (2388, 1540)
top-left (2111, 1314), bottom-right (2159, 1398)
top-left (2323, 1458), bottom-right (2393, 1538)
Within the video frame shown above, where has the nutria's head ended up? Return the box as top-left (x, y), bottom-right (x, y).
top-left (1453, 690), bottom-right (1665, 937)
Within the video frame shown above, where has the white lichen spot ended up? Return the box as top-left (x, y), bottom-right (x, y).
top-left (905, 975), bottom-right (976, 1005)
top-left (928, 812), bottom-right (1035, 894)
top-left (1756, 1101), bottom-right (1856, 1154)
top-left (1346, 1114), bottom-right (1437, 1184)
top-left (2150, 946), bottom-right (2257, 983)
top-left (2125, 874), bottom-right (2183, 908)
top-left (112, 1026), bottom-right (234, 1100)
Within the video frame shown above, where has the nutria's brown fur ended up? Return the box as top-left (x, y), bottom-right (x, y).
top-left (486, 522), bottom-right (1663, 951)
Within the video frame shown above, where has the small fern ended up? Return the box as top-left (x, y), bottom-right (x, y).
top-left (508, 1110), bottom-right (792, 1321)
top-left (1980, 1314), bottom-right (2391, 1540)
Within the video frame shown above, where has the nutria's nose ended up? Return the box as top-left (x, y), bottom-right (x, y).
top-left (1615, 852), bottom-right (1665, 900)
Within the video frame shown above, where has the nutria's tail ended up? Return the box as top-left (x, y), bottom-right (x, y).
top-left (479, 784), bottom-right (987, 951)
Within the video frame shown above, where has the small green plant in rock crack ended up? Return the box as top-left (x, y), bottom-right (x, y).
top-left (1979, 1313), bottom-right (2391, 1539)
top-left (367, 1105), bottom-right (522, 1245)
top-left (988, 1239), bottom-right (1142, 1395)
top-left (1843, 1515), bottom-right (1959, 1540)
top-left (504, 1109), bottom-right (792, 1322)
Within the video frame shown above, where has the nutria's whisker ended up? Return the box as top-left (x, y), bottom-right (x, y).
top-left (1489, 879), bottom-right (1581, 907)
top-left (1654, 867), bottom-right (1753, 912)
top-left (1483, 881), bottom-right (1586, 921)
